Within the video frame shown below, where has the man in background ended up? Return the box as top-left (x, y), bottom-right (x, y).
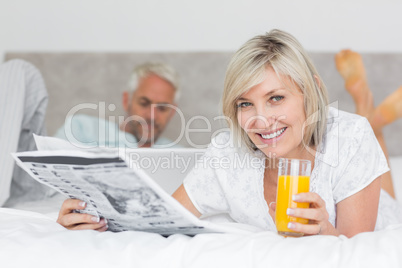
top-left (0, 61), bottom-right (181, 208)
top-left (54, 62), bottom-right (181, 148)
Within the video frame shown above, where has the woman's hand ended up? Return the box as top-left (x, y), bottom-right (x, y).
top-left (286, 192), bottom-right (339, 236)
top-left (56, 199), bottom-right (108, 231)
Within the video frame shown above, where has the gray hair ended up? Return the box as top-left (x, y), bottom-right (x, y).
top-left (222, 29), bottom-right (329, 152)
top-left (126, 62), bottom-right (180, 101)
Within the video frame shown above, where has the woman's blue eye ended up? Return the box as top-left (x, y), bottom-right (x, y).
top-left (237, 102), bottom-right (252, 108)
top-left (271, 96), bottom-right (284, 102)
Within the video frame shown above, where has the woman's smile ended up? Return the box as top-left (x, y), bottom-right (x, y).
top-left (257, 127), bottom-right (287, 144)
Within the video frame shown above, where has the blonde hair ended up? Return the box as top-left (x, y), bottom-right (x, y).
top-left (127, 62), bottom-right (180, 101)
top-left (222, 29), bottom-right (329, 151)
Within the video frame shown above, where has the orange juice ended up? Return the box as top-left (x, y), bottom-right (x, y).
top-left (275, 175), bottom-right (310, 237)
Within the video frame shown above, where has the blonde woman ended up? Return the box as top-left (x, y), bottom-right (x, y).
top-left (58, 30), bottom-right (399, 236)
top-left (335, 49), bottom-right (402, 228)
top-left (174, 29), bottom-right (390, 237)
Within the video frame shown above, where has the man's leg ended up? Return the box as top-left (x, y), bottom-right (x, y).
top-left (0, 59), bottom-right (56, 207)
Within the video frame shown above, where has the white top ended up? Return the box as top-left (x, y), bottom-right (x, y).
top-left (183, 107), bottom-right (392, 231)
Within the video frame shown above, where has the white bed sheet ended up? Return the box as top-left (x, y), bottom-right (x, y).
top-left (1, 156), bottom-right (402, 268)
top-left (1, 207), bottom-right (401, 268)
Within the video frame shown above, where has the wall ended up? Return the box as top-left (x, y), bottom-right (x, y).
top-left (6, 51), bottom-right (402, 155)
top-left (1, 0), bottom-right (402, 62)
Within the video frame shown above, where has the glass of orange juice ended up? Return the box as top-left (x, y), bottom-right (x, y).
top-left (275, 158), bottom-right (311, 237)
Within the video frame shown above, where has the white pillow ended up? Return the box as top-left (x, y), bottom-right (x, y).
top-left (389, 156), bottom-right (402, 205)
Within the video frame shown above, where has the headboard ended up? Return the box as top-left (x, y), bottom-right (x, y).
top-left (4, 52), bottom-right (402, 156)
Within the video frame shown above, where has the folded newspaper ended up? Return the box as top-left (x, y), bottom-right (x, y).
top-left (13, 136), bottom-right (258, 235)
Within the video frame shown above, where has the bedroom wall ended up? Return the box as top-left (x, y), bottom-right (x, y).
top-left (1, 1), bottom-right (402, 153)
top-left (1, 0), bottom-right (402, 62)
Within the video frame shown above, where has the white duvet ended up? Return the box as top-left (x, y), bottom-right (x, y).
top-left (1, 207), bottom-right (401, 268)
top-left (2, 154), bottom-right (402, 268)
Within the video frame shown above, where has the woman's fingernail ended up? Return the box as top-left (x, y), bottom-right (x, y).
top-left (92, 216), bottom-right (100, 223)
top-left (104, 218), bottom-right (108, 224)
top-left (287, 208), bottom-right (295, 215)
top-left (79, 201), bottom-right (86, 208)
top-left (292, 195), bottom-right (300, 201)
top-left (288, 222), bottom-right (295, 229)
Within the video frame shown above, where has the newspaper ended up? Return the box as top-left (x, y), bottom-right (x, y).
top-left (12, 136), bottom-right (256, 235)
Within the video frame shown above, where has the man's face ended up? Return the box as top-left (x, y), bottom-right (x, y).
top-left (122, 74), bottom-right (176, 147)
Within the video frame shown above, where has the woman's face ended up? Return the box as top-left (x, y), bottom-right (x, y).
top-left (236, 66), bottom-right (308, 159)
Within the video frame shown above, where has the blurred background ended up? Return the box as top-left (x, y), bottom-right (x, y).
top-left (1, 0), bottom-right (402, 151)
top-left (1, 0), bottom-right (401, 60)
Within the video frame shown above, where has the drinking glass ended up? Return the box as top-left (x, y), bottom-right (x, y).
top-left (275, 158), bottom-right (311, 237)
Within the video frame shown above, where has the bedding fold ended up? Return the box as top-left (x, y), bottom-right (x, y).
top-left (1, 208), bottom-right (401, 268)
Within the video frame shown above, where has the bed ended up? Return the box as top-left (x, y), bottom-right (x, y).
top-left (1, 207), bottom-right (401, 268)
top-left (0, 156), bottom-right (401, 268)
top-left (1, 52), bottom-right (402, 267)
